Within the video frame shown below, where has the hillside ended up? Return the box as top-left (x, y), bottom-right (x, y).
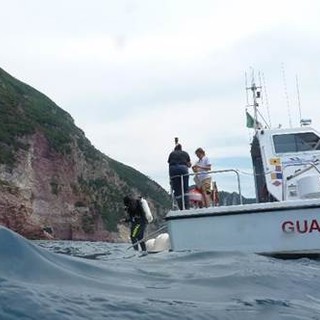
top-left (0, 67), bottom-right (171, 241)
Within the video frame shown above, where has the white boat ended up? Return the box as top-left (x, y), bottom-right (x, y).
top-left (148, 81), bottom-right (320, 258)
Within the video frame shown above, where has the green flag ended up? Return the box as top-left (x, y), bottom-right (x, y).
top-left (246, 111), bottom-right (255, 128)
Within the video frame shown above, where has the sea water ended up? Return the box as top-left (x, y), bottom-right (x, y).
top-left (1, 226), bottom-right (320, 320)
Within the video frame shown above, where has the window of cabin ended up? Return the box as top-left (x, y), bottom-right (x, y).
top-left (273, 132), bottom-right (320, 153)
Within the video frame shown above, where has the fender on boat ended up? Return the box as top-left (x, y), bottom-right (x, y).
top-left (146, 233), bottom-right (171, 253)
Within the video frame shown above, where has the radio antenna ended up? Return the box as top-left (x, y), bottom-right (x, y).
top-left (245, 71), bottom-right (249, 106)
top-left (296, 74), bottom-right (302, 125)
top-left (260, 72), bottom-right (271, 128)
top-left (281, 63), bottom-right (292, 128)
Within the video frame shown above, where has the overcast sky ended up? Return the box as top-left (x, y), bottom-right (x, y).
top-left (1, 0), bottom-right (320, 198)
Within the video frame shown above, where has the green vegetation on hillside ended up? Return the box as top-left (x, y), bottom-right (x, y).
top-left (108, 158), bottom-right (171, 208)
top-left (0, 67), bottom-right (104, 166)
top-left (76, 175), bottom-right (127, 232)
top-left (0, 68), bottom-right (77, 164)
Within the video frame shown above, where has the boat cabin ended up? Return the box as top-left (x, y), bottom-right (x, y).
top-left (251, 126), bottom-right (320, 202)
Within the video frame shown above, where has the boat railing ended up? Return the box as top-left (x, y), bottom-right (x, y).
top-left (170, 168), bottom-right (243, 210)
top-left (281, 161), bottom-right (320, 200)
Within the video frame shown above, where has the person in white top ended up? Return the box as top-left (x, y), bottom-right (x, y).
top-left (192, 148), bottom-right (212, 207)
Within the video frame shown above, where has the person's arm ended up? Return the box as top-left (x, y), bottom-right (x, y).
top-left (197, 164), bottom-right (211, 171)
top-left (168, 152), bottom-right (173, 164)
top-left (120, 206), bottom-right (132, 223)
top-left (186, 152), bottom-right (192, 168)
top-left (192, 161), bottom-right (199, 172)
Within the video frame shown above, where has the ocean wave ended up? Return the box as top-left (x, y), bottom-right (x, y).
top-left (2, 226), bottom-right (320, 319)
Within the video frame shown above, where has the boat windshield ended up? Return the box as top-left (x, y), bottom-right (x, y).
top-left (273, 132), bottom-right (320, 153)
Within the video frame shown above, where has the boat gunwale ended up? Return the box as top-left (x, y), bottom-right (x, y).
top-left (165, 199), bottom-right (320, 220)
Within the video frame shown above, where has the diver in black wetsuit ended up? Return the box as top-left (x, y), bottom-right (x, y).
top-left (122, 196), bottom-right (147, 252)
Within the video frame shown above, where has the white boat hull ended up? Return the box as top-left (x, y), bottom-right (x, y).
top-left (166, 199), bottom-right (320, 257)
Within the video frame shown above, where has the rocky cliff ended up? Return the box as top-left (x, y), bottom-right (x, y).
top-left (0, 68), bottom-right (171, 241)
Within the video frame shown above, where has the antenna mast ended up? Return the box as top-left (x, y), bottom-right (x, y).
top-left (252, 83), bottom-right (260, 133)
top-left (246, 70), bottom-right (262, 133)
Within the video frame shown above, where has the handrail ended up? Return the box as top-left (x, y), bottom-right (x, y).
top-left (282, 161), bottom-right (320, 200)
top-left (285, 161), bottom-right (320, 181)
top-left (170, 168), bottom-right (243, 209)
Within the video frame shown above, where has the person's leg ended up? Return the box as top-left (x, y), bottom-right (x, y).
top-left (173, 165), bottom-right (189, 210)
top-left (201, 178), bottom-right (212, 207)
top-left (135, 224), bottom-right (146, 251)
top-left (183, 173), bottom-right (190, 209)
top-left (171, 176), bottom-right (183, 209)
top-left (203, 192), bottom-right (210, 207)
top-left (170, 166), bottom-right (183, 209)
top-left (130, 224), bottom-right (140, 251)
top-left (212, 181), bottom-right (219, 206)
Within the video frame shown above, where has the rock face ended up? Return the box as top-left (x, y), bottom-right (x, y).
top-left (0, 68), bottom-right (171, 241)
top-left (0, 131), bottom-right (109, 240)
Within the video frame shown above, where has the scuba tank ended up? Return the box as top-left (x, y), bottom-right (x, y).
top-left (140, 197), bottom-right (153, 223)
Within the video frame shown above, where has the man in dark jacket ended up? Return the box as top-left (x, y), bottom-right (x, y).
top-left (167, 144), bottom-right (191, 209)
top-left (123, 196), bottom-right (147, 252)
